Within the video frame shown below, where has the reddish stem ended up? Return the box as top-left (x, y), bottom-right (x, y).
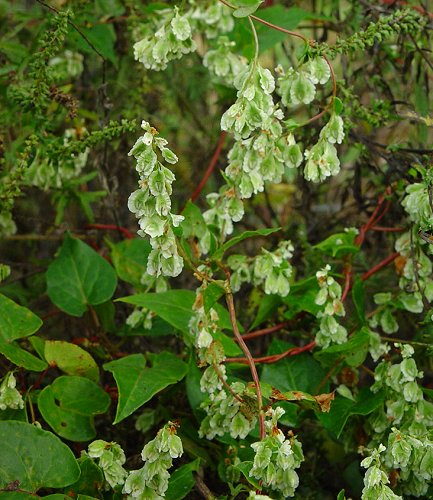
top-left (237, 321), bottom-right (292, 342)
top-left (187, 131), bottom-right (227, 206)
top-left (340, 263), bottom-right (353, 303)
top-left (226, 341), bottom-right (316, 365)
top-left (361, 252), bottom-right (400, 282)
top-left (85, 223), bottom-right (134, 239)
top-left (370, 226), bottom-right (404, 232)
top-left (226, 291), bottom-right (265, 440)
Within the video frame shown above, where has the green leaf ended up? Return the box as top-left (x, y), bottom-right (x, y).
top-left (165, 459), bottom-right (200, 500)
top-left (0, 421), bottom-right (80, 492)
top-left (117, 290), bottom-right (239, 337)
top-left (0, 294), bottom-right (47, 371)
top-left (352, 278), bottom-right (366, 325)
top-left (103, 352), bottom-right (188, 424)
top-left (250, 293), bottom-right (282, 329)
top-left (44, 341), bottom-right (99, 382)
top-left (46, 234), bottom-right (117, 317)
top-left (38, 376), bottom-right (110, 442)
top-left (316, 389), bottom-right (385, 438)
top-left (282, 277), bottom-right (321, 319)
top-left (181, 201), bottom-right (208, 239)
top-left (313, 232), bottom-right (359, 258)
top-left (211, 227), bottom-right (280, 260)
top-left (202, 282), bottom-right (225, 313)
top-left (253, 5), bottom-right (332, 52)
top-left (70, 22), bottom-right (117, 65)
top-left (234, 461), bottom-right (260, 489)
top-left (186, 355), bottom-right (207, 417)
top-left (64, 456), bottom-right (104, 499)
top-left (261, 339), bottom-right (327, 393)
top-left (314, 328), bottom-right (370, 368)
top-left (109, 238), bottom-right (151, 288)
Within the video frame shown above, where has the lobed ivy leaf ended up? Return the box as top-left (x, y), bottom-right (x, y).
top-left (38, 376), bottom-right (111, 442)
top-left (103, 352), bottom-right (188, 424)
top-left (231, 0), bottom-right (263, 18)
top-left (0, 421), bottom-right (80, 492)
top-left (46, 234), bottom-right (117, 317)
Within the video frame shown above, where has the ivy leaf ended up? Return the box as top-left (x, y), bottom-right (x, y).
top-left (44, 341), bottom-right (99, 382)
top-left (46, 234), bottom-right (117, 317)
top-left (316, 388), bottom-right (385, 438)
top-left (0, 421), bottom-right (80, 492)
top-left (38, 376), bottom-right (111, 442)
top-left (211, 227), bottom-right (280, 260)
top-left (165, 459), bottom-right (201, 500)
top-left (314, 328), bottom-right (370, 368)
top-left (103, 352), bottom-right (188, 424)
top-left (0, 293), bottom-right (47, 371)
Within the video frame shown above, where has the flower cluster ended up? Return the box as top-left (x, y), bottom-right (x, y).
top-left (87, 440), bottom-right (128, 488)
top-left (221, 64), bottom-right (277, 139)
top-left (200, 381), bottom-right (258, 440)
top-left (249, 407), bottom-right (304, 497)
top-left (203, 36), bottom-right (247, 86)
top-left (189, 1), bottom-right (234, 38)
top-left (367, 345), bottom-right (433, 496)
top-left (314, 265), bottom-right (347, 347)
top-left (361, 444), bottom-right (402, 500)
top-left (225, 126), bottom-right (302, 199)
top-left (253, 240), bottom-right (294, 297)
top-left (123, 422), bottom-right (183, 499)
top-left (277, 57), bottom-right (331, 107)
top-left (227, 240), bottom-right (295, 297)
top-left (25, 127), bottom-right (89, 190)
top-left (0, 372), bottom-right (24, 411)
top-left (128, 121), bottom-right (184, 277)
top-left (134, 8), bottom-right (196, 71)
top-left (304, 113), bottom-right (344, 183)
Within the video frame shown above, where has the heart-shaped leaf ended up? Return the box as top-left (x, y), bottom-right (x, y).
top-left (38, 376), bottom-right (110, 441)
top-left (46, 234), bottom-right (117, 317)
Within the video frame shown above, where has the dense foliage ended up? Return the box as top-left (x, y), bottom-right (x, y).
top-left (1, 0), bottom-right (433, 498)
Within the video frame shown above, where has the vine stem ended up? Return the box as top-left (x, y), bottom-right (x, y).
top-left (218, 0), bottom-right (337, 124)
top-left (226, 340), bottom-right (316, 364)
top-left (225, 291), bottom-right (266, 440)
top-left (236, 321), bottom-right (292, 342)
